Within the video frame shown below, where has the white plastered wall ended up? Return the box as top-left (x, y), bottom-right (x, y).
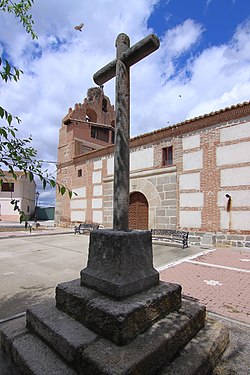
top-left (179, 211), bottom-right (201, 228)
top-left (71, 187), bottom-right (86, 222)
top-left (218, 121), bottom-right (250, 232)
top-left (183, 150), bottom-right (203, 171)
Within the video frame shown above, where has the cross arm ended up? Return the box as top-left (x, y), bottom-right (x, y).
top-left (93, 34), bottom-right (160, 86)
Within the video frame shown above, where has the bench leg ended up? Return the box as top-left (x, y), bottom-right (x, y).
top-left (182, 241), bottom-right (188, 249)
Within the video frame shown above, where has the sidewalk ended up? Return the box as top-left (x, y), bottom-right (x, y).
top-left (0, 221), bottom-right (72, 239)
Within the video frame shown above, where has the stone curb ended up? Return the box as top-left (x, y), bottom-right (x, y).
top-left (0, 231), bottom-right (73, 240)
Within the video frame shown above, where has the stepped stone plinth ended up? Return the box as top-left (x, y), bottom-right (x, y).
top-left (0, 229), bottom-right (229, 374)
top-left (56, 278), bottom-right (182, 345)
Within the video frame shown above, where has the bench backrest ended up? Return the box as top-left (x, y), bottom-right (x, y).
top-left (79, 223), bottom-right (99, 230)
top-left (151, 229), bottom-right (188, 239)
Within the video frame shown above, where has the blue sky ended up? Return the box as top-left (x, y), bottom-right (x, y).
top-left (0, 0), bottom-right (249, 206)
top-left (149, 0), bottom-right (248, 46)
top-left (148, 0), bottom-right (250, 79)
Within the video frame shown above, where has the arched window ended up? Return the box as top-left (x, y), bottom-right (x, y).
top-left (86, 109), bottom-right (97, 123)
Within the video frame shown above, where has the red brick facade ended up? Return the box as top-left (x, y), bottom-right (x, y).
top-left (56, 90), bottom-right (250, 247)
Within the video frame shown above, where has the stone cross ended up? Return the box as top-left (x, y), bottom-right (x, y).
top-left (93, 33), bottom-right (160, 231)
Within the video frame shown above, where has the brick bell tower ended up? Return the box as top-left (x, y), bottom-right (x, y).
top-left (57, 86), bottom-right (115, 165)
top-left (55, 87), bottom-right (115, 225)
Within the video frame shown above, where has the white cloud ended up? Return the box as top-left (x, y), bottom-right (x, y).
top-left (161, 19), bottom-right (204, 59)
top-left (130, 18), bottom-right (250, 133)
top-left (1, 0), bottom-right (250, 205)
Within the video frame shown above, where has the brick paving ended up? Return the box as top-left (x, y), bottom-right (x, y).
top-left (160, 248), bottom-right (250, 324)
top-left (192, 248), bottom-right (250, 270)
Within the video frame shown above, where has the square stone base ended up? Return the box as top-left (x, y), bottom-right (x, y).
top-left (81, 230), bottom-right (159, 299)
top-left (56, 279), bottom-right (182, 345)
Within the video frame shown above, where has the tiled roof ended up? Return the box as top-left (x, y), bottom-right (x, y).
top-left (131, 101), bottom-right (250, 142)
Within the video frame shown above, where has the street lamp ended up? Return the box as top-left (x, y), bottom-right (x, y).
top-left (34, 191), bottom-right (40, 222)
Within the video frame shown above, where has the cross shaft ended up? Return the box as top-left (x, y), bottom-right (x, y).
top-left (93, 33), bottom-right (160, 231)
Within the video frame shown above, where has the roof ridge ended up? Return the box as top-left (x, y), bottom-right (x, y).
top-left (131, 100), bottom-right (250, 141)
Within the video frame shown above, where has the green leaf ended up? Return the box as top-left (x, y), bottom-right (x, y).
top-left (7, 114), bottom-right (12, 125)
top-left (28, 171), bottom-right (34, 181)
top-left (20, 212), bottom-right (26, 223)
top-left (49, 179), bottom-right (56, 188)
top-left (0, 128), bottom-right (8, 138)
top-left (5, 61), bottom-right (10, 75)
top-left (60, 186), bottom-right (66, 195)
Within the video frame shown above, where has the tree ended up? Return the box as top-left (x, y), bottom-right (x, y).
top-left (0, 1), bottom-right (72, 221)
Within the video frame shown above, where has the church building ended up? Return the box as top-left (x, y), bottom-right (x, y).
top-left (55, 87), bottom-right (250, 248)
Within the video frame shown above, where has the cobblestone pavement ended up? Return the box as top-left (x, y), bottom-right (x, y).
top-left (160, 247), bottom-right (250, 324)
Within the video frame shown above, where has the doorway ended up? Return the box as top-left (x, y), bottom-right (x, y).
top-left (129, 192), bottom-right (148, 230)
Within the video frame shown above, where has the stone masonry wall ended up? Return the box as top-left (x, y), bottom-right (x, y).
top-left (188, 232), bottom-right (250, 249)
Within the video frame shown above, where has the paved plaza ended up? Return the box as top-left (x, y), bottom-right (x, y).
top-left (0, 231), bottom-right (249, 374)
top-left (0, 232), bottom-right (249, 323)
top-left (0, 232), bottom-right (201, 320)
top-left (160, 247), bottom-right (250, 324)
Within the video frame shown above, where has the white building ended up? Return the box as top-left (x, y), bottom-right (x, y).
top-left (0, 172), bottom-right (36, 222)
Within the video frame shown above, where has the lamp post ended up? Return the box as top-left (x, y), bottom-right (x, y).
top-left (34, 191), bottom-right (40, 223)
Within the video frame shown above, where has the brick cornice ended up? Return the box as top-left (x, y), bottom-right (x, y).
top-left (131, 101), bottom-right (250, 148)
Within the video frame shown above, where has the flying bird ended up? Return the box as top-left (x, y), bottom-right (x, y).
top-left (74, 22), bottom-right (84, 31)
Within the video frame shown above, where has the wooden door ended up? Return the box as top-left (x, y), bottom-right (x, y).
top-left (129, 192), bottom-right (148, 230)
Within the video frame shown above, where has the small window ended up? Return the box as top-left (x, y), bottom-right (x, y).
top-left (111, 130), bottom-right (115, 144)
top-left (27, 206), bottom-right (30, 213)
top-left (102, 98), bottom-right (108, 112)
top-left (91, 126), bottom-right (109, 143)
top-left (78, 169), bottom-right (82, 177)
top-left (91, 126), bottom-right (98, 139)
top-left (162, 146), bottom-right (173, 166)
top-left (1, 182), bottom-right (14, 192)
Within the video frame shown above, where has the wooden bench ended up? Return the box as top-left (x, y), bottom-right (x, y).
top-left (151, 229), bottom-right (189, 249)
top-left (74, 222), bottom-right (99, 234)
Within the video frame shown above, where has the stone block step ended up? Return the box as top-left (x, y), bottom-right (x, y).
top-left (80, 300), bottom-right (206, 374)
top-left (162, 318), bottom-right (229, 375)
top-left (0, 301), bottom-right (227, 375)
top-left (12, 334), bottom-right (78, 375)
top-left (56, 278), bottom-right (182, 345)
top-left (0, 316), bottom-right (27, 358)
top-left (1, 319), bottom-right (77, 375)
top-left (26, 300), bottom-right (97, 370)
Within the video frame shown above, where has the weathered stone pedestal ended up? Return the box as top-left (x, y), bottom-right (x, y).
top-left (81, 230), bottom-right (159, 299)
top-left (0, 230), bottom-right (229, 374)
